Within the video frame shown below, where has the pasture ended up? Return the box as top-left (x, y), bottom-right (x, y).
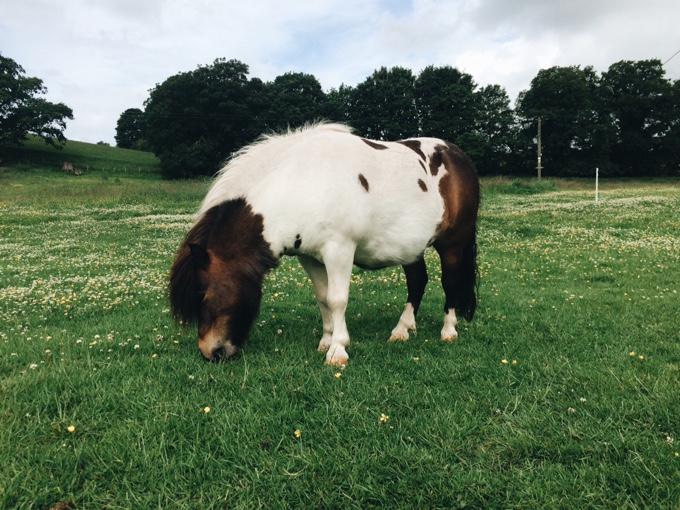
top-left (1, 164), bottom-right (679, 509)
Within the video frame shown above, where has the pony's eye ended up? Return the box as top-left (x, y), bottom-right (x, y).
top-left (200, 307), bottom-right (216, 325)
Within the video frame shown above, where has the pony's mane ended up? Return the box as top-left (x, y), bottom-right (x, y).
top-left (198, 122), bottom-right (353, 216)
top-left (233, 122), bottom-right (352, 165)
top-left (257, 121), bottom-right (352, 145)
top-left (169, 205), bottom-right (220, 324)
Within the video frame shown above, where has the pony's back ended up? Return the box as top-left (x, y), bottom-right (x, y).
top-left (198, 123), bottom-right (353, 216)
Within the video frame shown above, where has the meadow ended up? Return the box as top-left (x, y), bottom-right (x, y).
top-left (0, 155), bottom-right (679, 508)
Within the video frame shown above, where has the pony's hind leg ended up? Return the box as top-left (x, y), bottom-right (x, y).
top-left (390, 258), bottom-right (428, 341)
top-left (441, 308), bottom-right (459, 340)
top-left (437, 248), bottom-right (462, 340)
top-left (298, 255), bottom-right (333, 352)
top-left (435, 230), bottom-right (477, 341)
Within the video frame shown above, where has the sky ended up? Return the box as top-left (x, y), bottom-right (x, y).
top-left (2, 0), bottom-right (679, 145)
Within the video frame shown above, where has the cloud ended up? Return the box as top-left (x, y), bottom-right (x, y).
top-left (1, 0), bottom-right (678, 144)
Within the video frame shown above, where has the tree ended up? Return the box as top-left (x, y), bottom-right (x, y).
top-left (515, 65), bottom-right (613, 176)
top-left (323, 84), bottom-right (355, 125)
top-left (412, 66), bottom-right (518, 174)
top-left (415, 65), bottom-right (477, 141)
top-left (462, 84), bottom-right (517, 175)
top-left (262, 72), bottom-right (327, 132)
top-left (601, 59), bottom-right (678, 176)
top-left (0, 53), bottom-right (73, 147)
top-left (143, 59), bottom-right (266, 178)
top-left (115, 108), bottom-right (146, 150)
top-left (666, 79), bottom-right (680, 174)
top-left (351, 67), bottom-right (419, 140)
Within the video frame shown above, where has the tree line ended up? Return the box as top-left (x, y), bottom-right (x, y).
top-left (1, 51), bottom-right (677, 178)
top-left (118, 58), bottom-right (678, 178)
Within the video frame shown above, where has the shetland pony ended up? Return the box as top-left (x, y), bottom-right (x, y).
top-left (169, 123), bottom-right (479, 365)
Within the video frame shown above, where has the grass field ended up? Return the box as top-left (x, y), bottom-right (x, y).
top-left (1, 156), bottom-right (679, 508)
top-left (0, 136), bottom-right (160, 176)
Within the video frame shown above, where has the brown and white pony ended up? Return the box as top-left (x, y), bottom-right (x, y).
top-left (169, 123), bottom-right (479, 365)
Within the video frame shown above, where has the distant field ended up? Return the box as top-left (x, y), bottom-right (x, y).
top-left (0, 158), bottom-right (679, 508)
top-left (0, 136), bottom-right (160, 175)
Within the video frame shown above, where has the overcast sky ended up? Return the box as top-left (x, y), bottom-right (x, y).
top-left (2, 0), bottom-right (679, 145)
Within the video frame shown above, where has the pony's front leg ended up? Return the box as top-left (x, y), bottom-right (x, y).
top-left (320, 242), bottom-right (355, 365)
top-left (298, 255), bottom-right (333, 352)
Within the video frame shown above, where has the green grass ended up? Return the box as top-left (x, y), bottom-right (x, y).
top-left (1, 156), bottom-right (679, 508)
top-left (0, 136), bottom-right (160, 175)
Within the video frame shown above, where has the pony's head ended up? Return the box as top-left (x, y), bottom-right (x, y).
top-left (169, 200), bottom-right (277, 361)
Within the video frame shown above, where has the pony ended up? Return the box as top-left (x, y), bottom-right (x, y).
top-left (169, 123), bottom-right (479, 365)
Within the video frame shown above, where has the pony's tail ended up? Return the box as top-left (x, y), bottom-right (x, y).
top-left (455, 228), bottom-right (478, 322)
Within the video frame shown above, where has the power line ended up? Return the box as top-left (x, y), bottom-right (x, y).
top-left (663, 49), bottom-right (680, 65)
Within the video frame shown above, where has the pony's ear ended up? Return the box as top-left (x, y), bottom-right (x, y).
top-left (189, 243), bottom-right (210, 268)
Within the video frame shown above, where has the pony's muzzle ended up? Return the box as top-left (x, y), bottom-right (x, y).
top-left (198, 336), bottom-right (239, 361)
top-left (208, 346), bottom-right (226, 361)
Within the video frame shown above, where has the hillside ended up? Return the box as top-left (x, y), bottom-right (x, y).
top-left (0, 137), bottom-right (160, 174)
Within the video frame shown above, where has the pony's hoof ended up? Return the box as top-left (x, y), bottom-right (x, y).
top-left (325, 357), bottom-right (348, 366)
top-left (440, 332), bottom-right (459, 341)
top-left (325, 345), bottom-right (348, 365)
top-left (389, 322), bottom-right (413, 341)
top-left (388, 333), bottom-right (409, 342)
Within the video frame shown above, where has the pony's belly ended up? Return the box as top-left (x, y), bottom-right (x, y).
top-left (353, 235), bottom-right (431, 269)
top-left (352, 251), bottom-right (422, 269)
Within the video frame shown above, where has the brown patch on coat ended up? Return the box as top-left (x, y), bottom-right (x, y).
top-left (397, 140), bottom-right (426, 161)
top-left (361, 138), bottom-right (388, 150)
top-left (431, 143), bottom-right (480, 323)
top-left (428, 144), bottom-right (447, 176)
top-left (419, 160), bottom-right (427, 173)
top-left (434, 143), bottom-right (480, 237)
top-left (358, 173), bottom-right (370, 192)
top-left (417, 179), bottom-right (428, 192)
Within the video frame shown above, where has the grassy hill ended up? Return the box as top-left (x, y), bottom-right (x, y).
top-left (0, 136), bottom-right (160, 174)
top-left (0, 137), bottom-right (168, 204)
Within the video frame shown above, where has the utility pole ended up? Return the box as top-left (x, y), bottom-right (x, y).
top-left (536, 116), bottom-right (543, 180)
